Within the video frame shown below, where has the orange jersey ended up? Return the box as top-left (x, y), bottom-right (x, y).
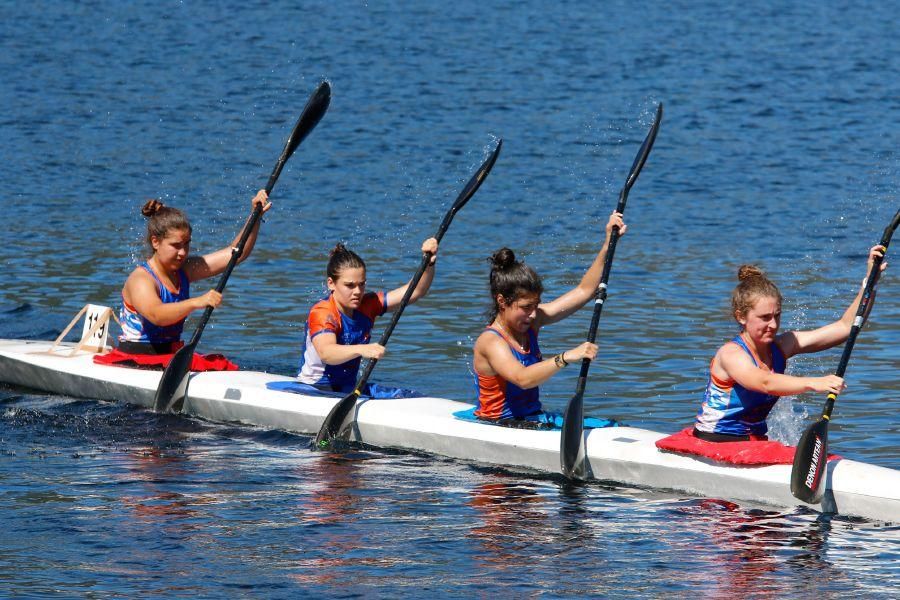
top-left (474, 326), bottom-right (543, 420)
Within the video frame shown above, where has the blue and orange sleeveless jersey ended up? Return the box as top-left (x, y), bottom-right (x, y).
top-left (297, 291), bottom-right (387, 392)
top-left (695, 335), bottom-right (787, 437)
top-left (119, 262), bottom-right (190, 344)
top-left (473, 326), bottom-right (543, 420)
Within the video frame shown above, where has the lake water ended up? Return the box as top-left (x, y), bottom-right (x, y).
top-left (1, 0), bottom-right (898, 596)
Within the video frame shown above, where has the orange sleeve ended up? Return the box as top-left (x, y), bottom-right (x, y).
top-left (308, 300), bottom-right (340, 339)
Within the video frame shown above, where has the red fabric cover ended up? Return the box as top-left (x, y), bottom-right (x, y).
top-left (93, 347), bottom-right (238, 372)
top-left (656, 427), bottom-right (839, 465)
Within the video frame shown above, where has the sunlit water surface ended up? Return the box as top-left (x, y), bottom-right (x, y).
top-left (2, 0), bottom-right (899, 596)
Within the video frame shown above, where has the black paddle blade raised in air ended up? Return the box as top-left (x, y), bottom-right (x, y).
top-left (624, 104), bottom-right (663, 193)
top-left (153, 341), bottom-right (197, 413)
top-left (791, 416), bottom-right (829, 504)
top-left (266, 81), bottom-right (331, 193)
top-left (440, 139), bottom-right (503, 227)
top-left (560, 104), bottom-right (663, 481)
top-left (152, 81), bottom-right (332, 414)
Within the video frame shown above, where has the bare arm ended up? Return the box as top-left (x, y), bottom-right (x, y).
top-left (473, 331), bottom-right (597, 390)
top-left (311, 332), bottom-right (385, 365)
top-left (537, 212), bottom-right (626, 328)
top-left (715, 342), bottom-right (845, 396)
top-left (122, 269), bottom-right (220, 326)
top-left (385, 238), bottom-right (439, 311)
top-left (778, 245), bottom-right (887, 359)
top-left (184, 190), bottom-right (271, 282)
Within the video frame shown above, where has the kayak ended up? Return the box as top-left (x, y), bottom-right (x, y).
top-left (1, 337), bottom-right (898, 522)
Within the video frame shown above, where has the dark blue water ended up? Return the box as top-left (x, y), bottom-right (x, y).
top-left (2, 0), bottom-right (899, 596)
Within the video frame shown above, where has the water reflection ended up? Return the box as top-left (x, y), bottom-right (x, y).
top-left (467, 477), bottom-right (553, 567)
top-left (294, 452), bottom-right (366, 526)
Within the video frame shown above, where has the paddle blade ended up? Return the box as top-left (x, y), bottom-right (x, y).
top-left (624, 103), bottom-right (663, 193)
top-left (434, 139), bottom-right (503, 241)
top-left (314, 390), bottom-right (360, 448)
top-left (152, 342), bottom-right (196, 413)
top-left (790, 418), bottom-right (829, 503)
top-left (265, 80), bottom-right (332, 192)
top-left (560, 392), bottom-right (587, 479)
top-left (454, 139), bottom-right (502, 211)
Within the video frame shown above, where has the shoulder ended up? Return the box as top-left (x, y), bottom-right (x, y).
top-left (359, 291), bottom-right (386, 318)
top-left (715, 339), bottom-right (749, 367)
top-left (475, 328), bottom-right (505, 353)
top-left (124, 265), bottom-right (156, 289)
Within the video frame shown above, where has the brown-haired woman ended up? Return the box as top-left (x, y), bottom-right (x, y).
top-left (295, 237), bottom-right (438, 397)
top-left (97, 190), bottom-right (270, 368)
top-left (471, 211), bottom-right (625, 427)
top-left (695, 247), bottom-right (887, 441)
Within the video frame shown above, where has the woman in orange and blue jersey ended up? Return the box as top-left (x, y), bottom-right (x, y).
top-left (471, 211), bottom-right (625, 426)
top-left (296, 239), bottom-right (438, 397)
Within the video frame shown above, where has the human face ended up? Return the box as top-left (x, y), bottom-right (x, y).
top-left (328, 266), bottom-right (367, 314)
top-left (498, 292), bottom-right (541, 334)
top-left (151, 228), bottom-right (191, 273)
top-left (738, 295), bottom-right (781, 345)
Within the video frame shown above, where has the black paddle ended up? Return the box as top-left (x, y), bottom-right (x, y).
top-left (560, 104), bottom-right (663, 480)
top-left (153, 80), bottom-right (332, 413)
top-left (790, 209), bottom-right (899, 503)
top-left (314, 139), bottom-right (503, 448)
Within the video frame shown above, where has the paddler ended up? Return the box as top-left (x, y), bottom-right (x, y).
top-left (471, 211), bottom-right (626, 428)
top-left (95, 190), bottom-right (270, 369)
top-left (694, 246), bottom-right (887, 442)
top-left (295, 239), bottom-right (438, 398)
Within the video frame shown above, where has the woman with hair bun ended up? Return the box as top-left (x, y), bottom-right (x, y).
top-left (471, 211), bottom-right (626, 427)
top-left (95, 190), bottom-right (270, 369)
top-left (295, 237), bottom-right (438, 397)
top-left (694, 248), bottom-right (887, 442)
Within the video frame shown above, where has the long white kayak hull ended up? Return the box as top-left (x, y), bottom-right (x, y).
top-left (1, 339), bottom-right (897, 522)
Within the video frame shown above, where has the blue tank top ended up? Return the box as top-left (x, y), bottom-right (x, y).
top-left (119, 262), bottom-right (190, 344)
top-left (474, 326), bottom-right (543, 420)
top-left (695, 335), bottom-right (787, 437)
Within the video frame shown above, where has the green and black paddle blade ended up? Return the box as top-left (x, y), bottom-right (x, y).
top-left (560, 104), bottom-right (662, 480)
top-left (790, 208), bottom-right (899, 503)
top-left (314, 139), bottom-right (503, 448)
top-left (153, 80), bottom-right (332, 413)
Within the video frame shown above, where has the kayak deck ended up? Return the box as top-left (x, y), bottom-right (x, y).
top-left (1, 338), bottom-right (897, 522)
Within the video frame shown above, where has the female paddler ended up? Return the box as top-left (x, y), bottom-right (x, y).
top-left (471, 211), bottom-right (626, 428)
top-left (694, 246), bottom-right (887, 442)
top-left (95, 190), bottom-right (270, 369)
top-left (295, 239), bottom-right (438, 398)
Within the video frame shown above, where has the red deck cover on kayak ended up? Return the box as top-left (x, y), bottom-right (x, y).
top-left (93, 348), bottom-right (238, 372)
top-left (656, 427), bottom-right (839, 465)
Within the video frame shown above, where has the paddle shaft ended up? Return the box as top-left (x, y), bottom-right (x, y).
top-left (315, 140), bottom-right (503, 446)
top-left (188, 83), bottom-right (333, 346)
top-left (572, 192), bottom-right (627, 397)
top-left (791, 208), bottom-right (899, 502)
top-left (153, 81), bottom-right (331, 413)
top-left (353, 154), bottom-right (500, 393)
top-left (819, 209), bottom-right (900, 421)
top-left (560, 104), bottom-right (662, 479)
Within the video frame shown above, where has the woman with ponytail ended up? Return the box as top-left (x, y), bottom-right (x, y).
top-left (95, 190), bottom-right (270, 369)
top-left (295, 237), bottom-right (438, 397)
top-left (471, 211), bottom-right (626, 427)
top-left (694, 249), bottom-right (887, 442)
